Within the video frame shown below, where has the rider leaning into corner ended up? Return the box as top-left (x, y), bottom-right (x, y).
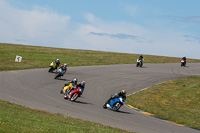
top-left (69, 80), bottom-right (86, 93)
top-left (64, 78), bottom-right (78, 87)
top-left (55, 59), bottom-right (60, 68)
top-left (60, 63), bottom-right (67, 72)
top-left (105, 90), bottom-right (126, 105)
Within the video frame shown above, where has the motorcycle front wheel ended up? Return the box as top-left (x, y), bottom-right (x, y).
top-left (112, 103), bottom-right (121, 111)
top-left (70, 93), bottom-right (78, 101)
top-left (54, 74), bottom-right (61, 79)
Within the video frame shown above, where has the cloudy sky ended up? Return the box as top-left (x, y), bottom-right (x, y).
top-left (1, 0), bottom-right (200, 59)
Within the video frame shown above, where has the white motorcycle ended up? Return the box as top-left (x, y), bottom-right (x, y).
top-left (136, 59), bottom-right (143, 67)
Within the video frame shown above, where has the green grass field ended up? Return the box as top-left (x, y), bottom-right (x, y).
top-left (0, 100), bottom-right (131, 133)
top-left (126, 75), bottom-right (200, 130)
top-left (1, 43), bottom-right (200, 71)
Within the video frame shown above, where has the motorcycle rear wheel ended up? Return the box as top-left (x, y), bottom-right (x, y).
top-left (48, 67), bottom-right (53, 72)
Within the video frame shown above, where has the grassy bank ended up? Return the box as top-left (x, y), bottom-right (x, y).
top-left (0, 100), bottom-right (131, 133)
top-left (1, 43), bottom-right (200, 71)
top-left (126, 75), bottom-right (200, 130)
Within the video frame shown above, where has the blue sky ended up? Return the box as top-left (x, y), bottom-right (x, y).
top-left (1, 0), bottom-right (200, 59)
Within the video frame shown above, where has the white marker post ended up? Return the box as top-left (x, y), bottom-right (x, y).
top-left (15, 55), bottom-right (22, 62)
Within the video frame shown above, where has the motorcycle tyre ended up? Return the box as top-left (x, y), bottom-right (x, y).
top-left (54, 74), bottom-right (61, 79)
top-left (103, 103), bottom-right (107, 109)
top-left (48, 67), bottom-right (53, 72)
top-left (70, 93), bottom-right (78, 101)
top-left (64, 94), bottom-right (68, 99)
top-left (112, 103), bottom-right (122, 111)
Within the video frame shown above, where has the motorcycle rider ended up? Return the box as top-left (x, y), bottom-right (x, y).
top-left (104, 90), bottom-right (126, 105)
top-left (68, 80), bottom-right (86, 94)
top-left (55, 59), bottom-right (60, 69)
top-left (181, 56), bottom-right (187, 66)
top-left (139, 55), bottom-right (143, 60)
top-left (60, 63), bottom-right (67, 73)
top-left (182, 56), bottom-right (187, 61)
top-left (77, 81), bottom-right (86, 91)
top-left (137, 54), bottom-right (144, 67)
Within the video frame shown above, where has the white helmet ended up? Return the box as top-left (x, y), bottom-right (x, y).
top-left (81, 81), bottom-right (85, 86)
top-left (73, 78), bottom-right (78, 84)
top-left (64, 64), bottom-right (67, 67)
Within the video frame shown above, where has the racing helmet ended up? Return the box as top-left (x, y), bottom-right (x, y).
top-left (64, 63), bottom-right (67, 67)
top-left (121, 90), bottom-right (126, 95)
top-left (73, 78), bottom-right (78, 84)
top-left (81, 81), bottom-right (85, 86)
top-left (56, 59), bottom-right (60, 63)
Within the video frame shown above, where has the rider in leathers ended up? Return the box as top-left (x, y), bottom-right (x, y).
top-left (105, 90), bottom-right (126, 105)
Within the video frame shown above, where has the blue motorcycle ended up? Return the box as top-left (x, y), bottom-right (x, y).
top-left (103, 96), bottom-right (125, 111)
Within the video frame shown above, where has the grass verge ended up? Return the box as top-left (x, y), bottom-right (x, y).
top-left (1, 43), bottom-right (200, 71)
top-left (126, 75), bottom-right (200, 130)
top-left (0, 100), bottom-right (131, 133)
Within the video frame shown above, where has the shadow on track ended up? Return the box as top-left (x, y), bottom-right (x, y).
top-left (73, 100), bottom-right (93, 105)
top-left (55, 78), bottom-right (70, 81)
top-left (115, 110), bottom-right (133, 114)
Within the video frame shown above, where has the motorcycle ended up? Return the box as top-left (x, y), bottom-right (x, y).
top-left (136, 59), bottom-right (143, 67)
top-left (54, 68), bottom-right (65, 79)
top-left (60, 83), bottom-right (74, 94)
top-left (181, 59), bottom-right (186, 67)
top-left (64, 87), bottom-right (84, 101)
top-left (48, 62), bottom-right (57, 73)
top-left (103, 96), bottom-right (125, 111)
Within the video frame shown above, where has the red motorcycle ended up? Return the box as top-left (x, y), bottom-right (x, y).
top-left (64, 87), bottom-right (84, 101)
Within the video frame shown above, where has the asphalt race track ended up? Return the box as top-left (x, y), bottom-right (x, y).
top-left (0, 63), bottom-right (200, 133)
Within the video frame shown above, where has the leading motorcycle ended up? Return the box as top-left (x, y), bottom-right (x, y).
top-left (103, 96), bottom-right (125, 111)
top-left (48, 61), bottom-right (58, 73)
top-left (181, 59), bottom-right (186, 67)
top-left (136, 59), bottom-right (143, 67)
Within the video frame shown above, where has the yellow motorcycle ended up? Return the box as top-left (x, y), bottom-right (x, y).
top-left (60, 83), bottom-right (73, 94)
top-left (48, 61), bottom-right (57, 73)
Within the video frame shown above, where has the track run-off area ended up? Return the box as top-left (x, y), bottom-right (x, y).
top-left (0, 63), bottom-right (200, 133)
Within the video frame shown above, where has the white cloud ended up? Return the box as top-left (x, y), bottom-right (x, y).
top-left (66, 13), bottom-right (200, 58)
top-left (0, 0), bottom-right (70, 46)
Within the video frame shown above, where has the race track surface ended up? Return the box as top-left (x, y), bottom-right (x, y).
top-left (0, 63), bottom-right (200, 133)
